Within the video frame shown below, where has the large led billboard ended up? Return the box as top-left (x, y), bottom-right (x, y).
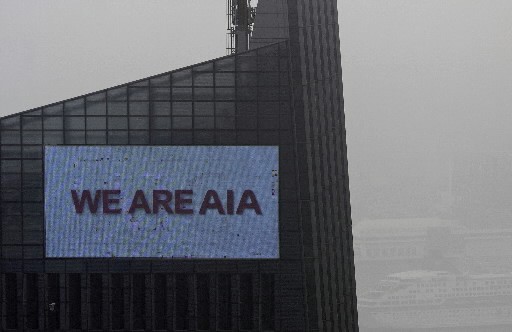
top-left (44, 146), bottom-right (279, 258)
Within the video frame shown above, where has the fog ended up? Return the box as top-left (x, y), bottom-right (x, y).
top-left (1, 0), bottom-right (512, 330)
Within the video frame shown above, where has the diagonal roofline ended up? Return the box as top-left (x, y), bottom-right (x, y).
top-left (1, 41), bottom-right (287, 121)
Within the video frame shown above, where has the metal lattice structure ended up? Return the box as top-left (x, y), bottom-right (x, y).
top-left (226, 0), bottom-right (256, 54)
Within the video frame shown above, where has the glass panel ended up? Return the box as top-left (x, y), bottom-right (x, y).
top-left (108, 117), bottom-right (128, 130)
top-left (86, 131), bottom-right (107, 144)
top-left (1, 160), bottom-right (21, 173)
top-left (258, 44), bottom-right (280, 56)
top-left (150, 74), bottom-right (171, 86)
top-left (217, 102), bottom-right (236, 117)
top-left (23, 188), bottom-right (43, 202)
top-left (151, 117), bottom-right (171, 130)
top-left (237, 117), bottom-right (257, 130)
top-left (44, 117), bottom-right (63, 130)
top-left (259, 102), bottom-right (280, 116)
top-left (151, 102), bottom-right (171, 116)
top-left (129, 131), bottom-right (149, 144)
top-left (236, 56), bottom-right (257, 71)
top-left (172, 131), bottom-right (193, 145)
top-left (237, 87), bottom-right (258, 100)
top-left (259, 117), bottom-right (280, 130)
top-left (130, 79), bottom-right (148, 87)
top-left (258, 57), bottom-right (279, 72)
top-left (216, 87), bottom-right (236, 101)
top-left (172, 69), bottom-right (192, 86)
top-left (173, 102), bottom-right (192, 116)
top-left (258, 87), bottom-right (280, 101)
top-left (194, 131), bottom-right (215, 145)
top-left (1, 173), bottom-right (21, 188)
top-left (172, 87), bottom-right (193, 101)
top-left (150, 87), bottom-right (171, 101)
top-left (44, 131), bottom-right (64, 145)
top-left (129, 101), bottom-right (149, 116)
top-left (86, 93), bottom-right (107, 115)
top-left (64, 98), bottom-right (85, 116)
top-left (194, 102), bottom-right (214, 116)
top-left (23, 173), bottom-right (42, 188)
top-left (237, 131), bottom-right (257, 144)
top-left (215, 57), bottom-right (235, 72)
top-left (237, 73), bottom-right (258, 87)
top-left (172, 117), bottom-right (192, 129)
top-left (195, 117), bottom-right (215, 130)
top-left (216, 131), bottom-right (236, 144)
top-left (151, 131), bottom-right (171, 145)
top-left (64, 117), bottom-right (85, 130)
top-left (22, 116), bottom-right (42, 130)
top-left (259, 131), bottom-right (279, 144)
top-left (108, 131), bottom-right (129, 145)
top-left (22, 146), bottom-right (42, 158)
top-left (43, 104), bottom-right (63, 116)
top-left (129, 117), bottom-right (149, 130)
top-left (107, 87), bottom-right (128, 101)
top-left (237, 102), bottom-right (257, 117)
top-left (194, 88), bottom-right (214, 101)
top-left (193, 72), bottom-right (214, 86)
top-left (22, 131), bottom-right (42, 144)
top-left (86, 117), bottom-right (106, 130)
top-left (128, 87), bottom-right (149, 101)
top-left (193, 62), bottom-right (214, 72)
top-left (65, 131), bottom-right (86, 144)
top-left (1, 130), bottom-right (21, 144)
top-left (215, 73), bottom-right (235, 86)
top-left (1, 145), bottom-right (21, 158)
top-left (23, 160), bottom-right (42, 173)
top-left (216, 117), bottom-right (235, 130)
top-left (1, 188), bottom-right (21, 201)
top-left (258, 72), bottom-right (280, 86)
top-left (1, 116), bottom-right (20, 130)
top-left (108, 101), bottom-right (128, 116)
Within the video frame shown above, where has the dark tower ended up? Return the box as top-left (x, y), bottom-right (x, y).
top-left (251, 1), bottom-right (358, 330)
top-left (0, 1), bottom-right (357, 331)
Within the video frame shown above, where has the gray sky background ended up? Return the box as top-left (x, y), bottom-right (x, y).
top-left (1, 0), bottom-right (512, 224)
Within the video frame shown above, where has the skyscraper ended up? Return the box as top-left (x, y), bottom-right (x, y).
top-left (0, 1), bottom-right (357, 331)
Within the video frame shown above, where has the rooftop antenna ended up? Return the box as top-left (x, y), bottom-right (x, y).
top-left (226, 0), bottom-right (256, 54)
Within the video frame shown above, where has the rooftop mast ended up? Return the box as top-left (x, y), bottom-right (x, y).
top-left (226, 0), bottom-right (256, 54)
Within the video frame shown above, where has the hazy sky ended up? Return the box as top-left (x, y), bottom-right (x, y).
top-left (1, 0), bottom-right (511, 222)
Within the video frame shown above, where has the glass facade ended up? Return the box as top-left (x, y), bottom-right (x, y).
top-left (0, 42), bottom-right (303, 331)
top-left (0, 0), bottom-right (359, 330)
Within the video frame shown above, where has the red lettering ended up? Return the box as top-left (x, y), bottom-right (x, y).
top-left (175, 190), bottom-right (193, 215)
top-left (226, 190), bottom-right (234, 215)
top-left (128, 190), bottom-right (151, 214)
top-left (153, 190), bottom-right (173, 214)
top-left (71, 190), bottom-right (101, 214)
top-left (236, 190), bottom-right (262, 215)
top-left (199, 190), bottom-right (225, 215)
top-left (102, 190), bottom-right (121, 214)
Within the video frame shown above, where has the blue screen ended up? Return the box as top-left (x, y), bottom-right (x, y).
top-left (45, 146), bottom-right (279, 258)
